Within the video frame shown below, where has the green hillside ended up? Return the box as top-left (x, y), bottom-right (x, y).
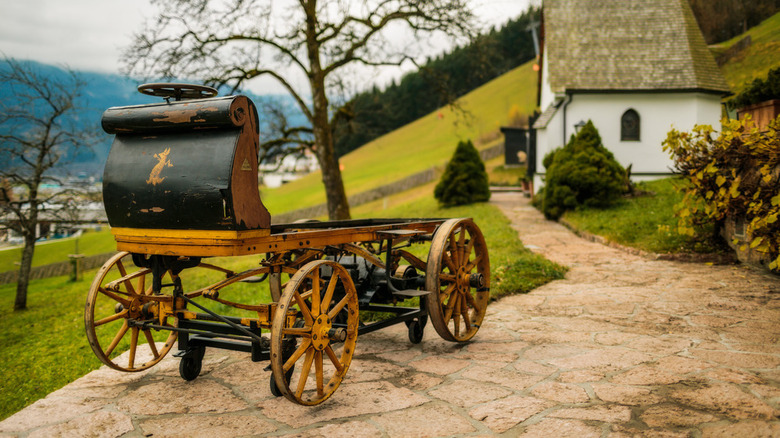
top-left (711, 11), bottom-right (780, 94)
top-left (261, 60), bottom-right (538, 215)
top-left (260, 11), bottom-right (780, 217)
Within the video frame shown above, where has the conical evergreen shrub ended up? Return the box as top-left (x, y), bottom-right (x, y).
top-left (541, 120), bottom-right (625, 219)
top-left (434, 139), bottom-right (491, 207)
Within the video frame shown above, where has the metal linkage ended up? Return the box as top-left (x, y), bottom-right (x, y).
top-left (175, 292), bottom-right (266, 346)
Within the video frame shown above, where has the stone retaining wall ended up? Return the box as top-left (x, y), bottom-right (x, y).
top-left (0, 252), bottom-right (115, 285)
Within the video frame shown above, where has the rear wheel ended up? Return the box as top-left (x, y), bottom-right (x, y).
top-left (425, 219), bottom-right (490, 342)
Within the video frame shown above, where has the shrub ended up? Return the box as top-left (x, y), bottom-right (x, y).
top-left (727, 67), bottom-right (780, 110)
top-left (434, 139), bottom-right (491, 207)
top-left (541, 121), bottom-right (626, 219)
top-left (663, 116), bottom-right (780, 270)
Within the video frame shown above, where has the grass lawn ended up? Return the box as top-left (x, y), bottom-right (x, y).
top-left (485, 155), bottom-right (527, 186)
top-left (0, 228), bottom-right (115, 273)
top-left (561, 177), bottom-right (722, 254)
top-left (0, 274), bottom-right (105, 420)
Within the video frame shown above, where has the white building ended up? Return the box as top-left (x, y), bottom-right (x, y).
top-left (532, 0), bottom-right (731, 191)
top-left (259, 151), bottom-right (320, 188)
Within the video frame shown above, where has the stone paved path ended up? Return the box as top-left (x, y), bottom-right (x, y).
top-left (3, 192), bottom-right (780, 437)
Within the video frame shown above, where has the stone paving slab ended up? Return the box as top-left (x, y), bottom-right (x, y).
top-left (2, 192), bottom-right (780, 437)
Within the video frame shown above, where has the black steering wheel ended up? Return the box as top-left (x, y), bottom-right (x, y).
top-left (137, 83), bottom-right (219, 101)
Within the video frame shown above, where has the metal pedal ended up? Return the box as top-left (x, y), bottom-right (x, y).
top-left (377, 229), bottom-right (426, 238)
top-left (392, 289), bottom-right (432, 297)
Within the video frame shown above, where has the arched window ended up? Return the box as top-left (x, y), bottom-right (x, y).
top-left (621, 109), bottom-right (640, 141)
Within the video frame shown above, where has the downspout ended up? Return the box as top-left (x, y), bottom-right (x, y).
top-left (561, 92), bottom-right (573, 146)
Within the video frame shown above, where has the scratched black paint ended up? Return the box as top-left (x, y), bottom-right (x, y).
top-left (102, 97), bottom-right (253, 230)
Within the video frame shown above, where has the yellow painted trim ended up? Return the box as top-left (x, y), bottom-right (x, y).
top-left (111, 227), bottom-right (270, 239)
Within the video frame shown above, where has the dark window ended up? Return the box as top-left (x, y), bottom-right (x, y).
top-left (621, 109), bottom-right (640, 141)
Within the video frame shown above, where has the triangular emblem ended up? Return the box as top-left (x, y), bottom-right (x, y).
top-left (241, 158), bottom-right (251, 171)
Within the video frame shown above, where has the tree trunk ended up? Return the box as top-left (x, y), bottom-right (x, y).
top-left (318, 142), bottom-right (351, 220)
top-left (312, 108), bottom-right (351, 220)
top-left (14, 234), bottom-right (36, 310)
top-left (310, 77), bottom-right (350, 220)
top-left (305, 0), bottom-right (351, 221)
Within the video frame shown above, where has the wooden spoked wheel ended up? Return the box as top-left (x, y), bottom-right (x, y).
top-left (425, 218), bottom-right (490, 342)
top-left (85, 252), bottom-right (177, 371)
top-left (270, 260), bottom-right (359, 405)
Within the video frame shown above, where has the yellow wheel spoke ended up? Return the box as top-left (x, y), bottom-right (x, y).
top-left (439, 274), bottom-right (457, 283)
top-left (321, 275), bottom-right (338, 312)
top-left (443, 293), bottom-right (459, 324)
top-left (441, 283), bottom-right (456, 298)
top-left (104, 321), bottom-right (129, 357)
top-left (464, 290), bottom-right (479, 312)
top-left (464, 253), bottom-right (483, 273)
top-left (296, 349), bottom-right (315, 399)
top-left (98, 288), bottom-right (131, 306)
top-left (294, 291), bottom-right (314, 325)
top-left (327, 296), bottom-right (349, 320)
top-left (315, 350), bottom-right (324, 398)
top-left (464, 237), bottom-right (474, 261)
top-left (138, 273), bottom-right (147, 296)
top-left (457, 230), bottom-right (467, 266)
top-left (115, 259), bottom-right (137, 295)
top-left (128, 327), bottom-right (139, 368)
top-left (449, 231), bottom-right (459, 262)
top-left (144, 330), bottom-right (160, 358)
top-left (443, 252), bottom-right (457, 272)
top-left (311, 269), bottom-right (321, 316)
top-left (282, 327), bottom-right (312, 337)
top-left (461, 295), bottom-right (472, 332)
top-left (324, 345), bottom-right (344, 374)
top-left (284, 338), bottom-right (311, 372)
top-left (94, 309), bottom-right (128, 327)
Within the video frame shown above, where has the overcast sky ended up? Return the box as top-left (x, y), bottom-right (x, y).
top-left (0, 0), bottom-right (534, 93)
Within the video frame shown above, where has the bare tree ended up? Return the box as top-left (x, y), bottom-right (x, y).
top-left (0, 57), bottom-right (93, 310)
top-left (123, 0), bottom-right (475, 220)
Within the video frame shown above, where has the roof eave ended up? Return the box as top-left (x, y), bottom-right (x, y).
top-left (561, 87), bottom-right (732, 97)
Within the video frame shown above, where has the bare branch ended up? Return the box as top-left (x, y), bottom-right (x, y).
top-left (123, 0), bottom-right (476, 221)
top-left (0, 56), bottom-right (94, 309)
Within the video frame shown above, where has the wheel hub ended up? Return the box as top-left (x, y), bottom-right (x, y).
top-left (456, 266), bottom-right (470, 291)
top-left (311, 315), bottom-right (332, 351)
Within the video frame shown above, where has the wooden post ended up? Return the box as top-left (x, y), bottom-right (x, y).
top-left (68, 254), bottom-right (84, 282)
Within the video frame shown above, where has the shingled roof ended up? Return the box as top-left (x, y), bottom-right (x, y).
top-left (543, 0), bottom-right (730, 94)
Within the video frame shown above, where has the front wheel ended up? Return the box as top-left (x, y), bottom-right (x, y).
top-left (178, 347), bottom-right (205, 381)
top-left (269, 260), bottom-right (359, 405)
top-left (84, 252), bottom-right (177, 371)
